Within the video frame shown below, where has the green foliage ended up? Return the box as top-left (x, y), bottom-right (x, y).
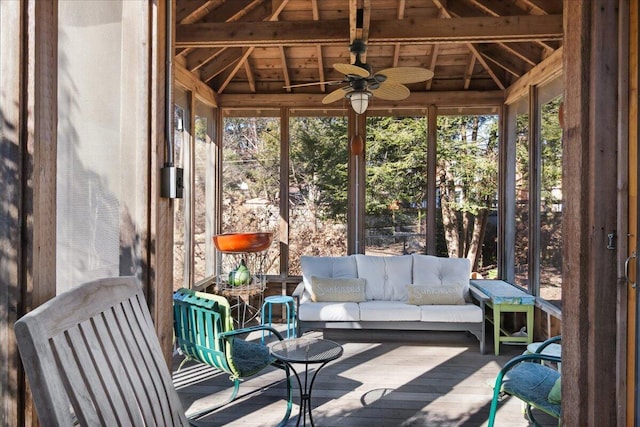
top-left (437, 115), bottom-right (499, 215)
top-left (290, 117), bottom-right (349, 221)
top-left (365, 116), bottom-right (428, 216)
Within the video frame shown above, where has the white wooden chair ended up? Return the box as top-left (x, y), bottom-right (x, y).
top-left (14, 276), bottom-right (190, 426)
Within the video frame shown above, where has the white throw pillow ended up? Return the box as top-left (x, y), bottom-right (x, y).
top-left (412, 254), bottom-right (471, 301)
top-left (310, 276), bottom-right (366, 302)
top-left (406, 284), bottom-right (466, 305)
top-left (301, 255), bottom-right (358, 296)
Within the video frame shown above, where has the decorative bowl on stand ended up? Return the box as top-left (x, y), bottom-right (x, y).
top-left (213, 232), bottom-right (274, 253)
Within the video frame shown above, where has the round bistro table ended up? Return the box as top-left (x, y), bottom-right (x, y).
top-left (270, 337), bottom-right (343, 426)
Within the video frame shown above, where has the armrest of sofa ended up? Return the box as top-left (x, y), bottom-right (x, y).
top-left (293, 282), bottom-right (309, 305)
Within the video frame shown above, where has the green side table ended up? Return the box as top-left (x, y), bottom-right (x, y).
top-left (470, 279), bottom-right (535, 355)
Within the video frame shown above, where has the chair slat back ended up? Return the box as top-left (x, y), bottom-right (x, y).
top-left (173, 289), bottom-right (234, 374)
top-left (15, 277), bottom-right (189, 427)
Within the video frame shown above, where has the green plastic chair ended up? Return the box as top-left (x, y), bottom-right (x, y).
top-left (173, 288), bottom-right (292, 424)
top-left (488, 336), bottom-right (562, 427)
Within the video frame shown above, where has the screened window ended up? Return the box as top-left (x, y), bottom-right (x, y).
top-left (56, 0), bottom-right (148, 292)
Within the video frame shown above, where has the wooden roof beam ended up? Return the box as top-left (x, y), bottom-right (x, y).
top-left (392, 0), bottom-right (406, 68)
top-left (311, 0), bottom-right (327, 92)
top-left (349, 0), bottom-right (371, 62)
top-left (176, 15), bottom-right (563, 48)
top-left (217, 90), bottom-right (505, 109)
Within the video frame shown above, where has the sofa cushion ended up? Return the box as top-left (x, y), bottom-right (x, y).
top-left (359, 301), bottom-right (421, 321)
top-left (406, 284), bottom-right (466, 305)
top-left (412, 255), bottom-right (471, 301)
top-left (301, 255), bottom-right (358, 297)
top-left (310, 276), bottom-right (366, 302)
top-left (419, 304), bottom-right (483, 323)
top-left (297, 301), bottom-right (361, 322)
top-left (355, 254), bottom-right (413, 301)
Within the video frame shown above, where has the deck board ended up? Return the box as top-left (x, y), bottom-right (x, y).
top-left (173, 329), bottom-right (557, 426)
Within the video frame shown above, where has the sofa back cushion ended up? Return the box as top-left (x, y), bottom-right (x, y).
top-left (355, 254), bottom-right (413, 301)
top-left (412, 254), bottom-right (471, 301)
top-left (301, 255), bottom-right (358, 297)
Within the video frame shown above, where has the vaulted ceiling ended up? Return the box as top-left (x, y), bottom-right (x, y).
top-left (174, 0), bottom-right (563, 111)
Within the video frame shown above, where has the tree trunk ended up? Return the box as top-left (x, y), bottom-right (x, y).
top-left (438, 168), bottom-right (459, 257)
top-left (467, 209), bottom-right (489, 271)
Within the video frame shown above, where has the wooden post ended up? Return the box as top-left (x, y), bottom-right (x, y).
top-left (562, 0), bottom-right (620, 424)
top-left (348, 110), bottom-right (366, 254)
top-left (426, 105), bottom-right (437, 255)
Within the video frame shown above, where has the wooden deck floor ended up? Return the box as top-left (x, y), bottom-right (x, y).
top-left (173, 329), bottom-right (557, 427)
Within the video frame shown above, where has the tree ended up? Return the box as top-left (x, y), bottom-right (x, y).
top-left (437, 115), bottom-right (499, 269)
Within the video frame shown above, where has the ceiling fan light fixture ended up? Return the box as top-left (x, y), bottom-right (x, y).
top-left (348, 91), bottom-right (371, 114)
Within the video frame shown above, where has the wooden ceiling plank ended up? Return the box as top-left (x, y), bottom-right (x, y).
top-left (199, 47), bottom-right (243, 81)
top-left (198, 0), bottom-right (263, 23)
top-left (183, 0), bottom-right (274, 75)
top-left (496, 42), bottom-right (538, 66)
top-left (461, 0), bottom-right (559, 51)
top-left (465, 0), bottom-right (526, 17)
top-left (476, 43), bottom-right (530, 77)
top-left (516, 0), bottom-right (562, 15)
top-left (216, 0), bottom-right (289, 93)
top-left (176, 14), bottom-right (563, 48)
top-left (187, 47), bottom-right (227, 72)
top-left (432, 0), bottom-right (506, 90)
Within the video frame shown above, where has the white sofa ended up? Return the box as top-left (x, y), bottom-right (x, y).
top-left (293, 254), bottom-right (486, 353)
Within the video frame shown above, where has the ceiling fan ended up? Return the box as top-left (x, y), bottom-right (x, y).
top-left (284, 40), bottom-right (434, 113)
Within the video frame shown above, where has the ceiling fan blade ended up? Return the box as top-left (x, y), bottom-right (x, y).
top-left (333, 63), bottom-right (370, 78)
top-left (283, 80), bottom-right (344, 89)
top-left (375, 67), bottom-right (434, 84)
top-left (322, 87), bottom-right (353, 104)
top-left (370, 82), bottom-right (410, 101)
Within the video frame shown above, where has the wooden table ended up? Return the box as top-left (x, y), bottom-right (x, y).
top-left (470, 279), bottom-right (535, 355)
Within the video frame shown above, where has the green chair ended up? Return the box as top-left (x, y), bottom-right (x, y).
top-left (173, 288), bottom-right (293, 424)
top-left (488, 336), bottom-right (562, 427)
